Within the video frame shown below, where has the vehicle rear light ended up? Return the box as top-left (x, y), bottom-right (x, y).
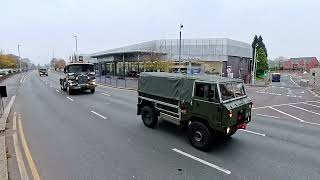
top-left (228, 110), bottom-right (233, 117)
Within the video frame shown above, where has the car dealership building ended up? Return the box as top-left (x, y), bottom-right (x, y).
top-left (90, 38), bottom-right (252, 79)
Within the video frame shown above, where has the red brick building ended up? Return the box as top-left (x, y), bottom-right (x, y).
top-left (283, 57), bottom-right (319, 71)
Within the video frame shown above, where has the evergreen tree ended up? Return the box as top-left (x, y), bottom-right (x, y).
top-left (256, 48), bottom-right (268, 76)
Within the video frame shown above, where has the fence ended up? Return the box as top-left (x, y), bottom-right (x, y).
top-left (96, 75), bottom-right (138, 90)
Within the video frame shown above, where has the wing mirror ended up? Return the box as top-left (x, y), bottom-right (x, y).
top-left (64, 68), bottom-right (67, 73)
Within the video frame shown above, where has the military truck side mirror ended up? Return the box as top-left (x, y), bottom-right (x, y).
top-left (64, 68), bottom-right (67, 73)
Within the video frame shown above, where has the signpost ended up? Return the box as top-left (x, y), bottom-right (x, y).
top-left (0, 86), bottom-right (7, 113)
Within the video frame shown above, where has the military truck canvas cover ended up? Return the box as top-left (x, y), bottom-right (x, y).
top-left (138, 72), bottom-right (242, 103)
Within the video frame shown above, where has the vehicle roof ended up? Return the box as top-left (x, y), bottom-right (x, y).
top-left (66, 62), bottom-right (94, 66)
top-left (140, 72), bottom-right (243, 83)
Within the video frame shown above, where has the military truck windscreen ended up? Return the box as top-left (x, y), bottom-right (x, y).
top-left (219, 82), bottom-right (246, 101)
top-left (68, 65), bottom-right (94, 73)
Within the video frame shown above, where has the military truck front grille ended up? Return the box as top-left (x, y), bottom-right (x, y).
top-left (78, 75), bottom-right (88, 84)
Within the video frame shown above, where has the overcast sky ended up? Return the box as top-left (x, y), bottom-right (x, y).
top-left (1, 0), bottom-right (320, 64)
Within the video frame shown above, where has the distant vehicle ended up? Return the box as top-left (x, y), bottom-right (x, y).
top-left (127, 71), bottom-right (138, 78)
top-left (272, 73), bottom-right (281, 82)
top-left (60, 62), bottom-right (96, 95)
top-left (38, 69), bottom-right (48, 76)
top-left (137, 72), bottom-right (252, 151)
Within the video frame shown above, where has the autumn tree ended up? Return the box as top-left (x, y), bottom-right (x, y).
top-left (0, 54), bottom-right (17, 68)
top-left (55, 59), bottom-right (66, 70)
top-left (142, 41), bottom-right (171, 72)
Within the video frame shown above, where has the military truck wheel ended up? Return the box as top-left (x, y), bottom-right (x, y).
top-left (188, 121), bottom-right (213, 151)
top-left (90, 88), bottom-right (95, 94)
top-left (141, 106), bottom-right (158, 128)
top-left (67, 85), bottom-right (73, 95)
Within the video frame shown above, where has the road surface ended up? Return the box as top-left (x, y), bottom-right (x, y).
top-left (5, 71), bottom-right (320, 180)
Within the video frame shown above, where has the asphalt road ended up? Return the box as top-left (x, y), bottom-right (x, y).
top-left (7, 71), bottom-right (320, 180)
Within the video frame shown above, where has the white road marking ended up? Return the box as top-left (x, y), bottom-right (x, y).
top-left (56, 89), bottom-right (60, 93)
top-left (13, 133), bottom-right (30, 180)
top-left (255, 114), bottom-right (280, 119)
top-left (91, 111), bottom-right (107, 119)
top-left (302, 102), bottom-right (320, 108)
top-left (101, 93), bottom-right (111, 97)
top-left (256, 92), bottom-right (282, 96)
top-left (301, 121), bottom-right (320, 126)
top-left (288, 104), bottom-right (320, 116)
top-left (238, 129), bottom-right (266, 136)
top-left (268, 107), bottom-right (304, 122)
top-left (13, 112), bottom-right (17, 130)
top-left (50, 85), bottom-right (53, 88)
top-left (66, 97), bottom-right (74, 102)
top-left (289, 75), bottom-right (299, 87)
top-left (20, 74), bottom-right (26, 84)
top-left (172, 148), bottom-right (231, 174)
top-left (253, 100), bottom-right (320, 110)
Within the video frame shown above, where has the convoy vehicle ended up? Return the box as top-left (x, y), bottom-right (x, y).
top-left (38, 68), bottom-right (48, 76)
top-left (60, 62), bottom-right (96, 95)
top-left (271, 73), bottom-right (281, 82)
top-left (137, 72), bottom-right (252, 150)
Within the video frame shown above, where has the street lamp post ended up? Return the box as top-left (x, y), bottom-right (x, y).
top-left (73, 35), bottom-right (78, 61)
top-left (17, 45), bottom-right (22, 72)
top-left (178, 24), bottom-right (183, 72)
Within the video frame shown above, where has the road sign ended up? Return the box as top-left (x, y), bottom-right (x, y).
top-left (0, 86), bottom-right (7, 97)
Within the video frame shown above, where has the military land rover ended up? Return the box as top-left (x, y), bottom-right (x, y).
top-left (137, 72), bottom-right (252, 150)
top-left (60, 62), bottom-right (96, 95)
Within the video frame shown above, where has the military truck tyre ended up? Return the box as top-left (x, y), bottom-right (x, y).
top-left (188, 121), bottom-right (213, 151)
top-left (141, 106), bottom-right (158, 128)
top-left (90, 88), bottom-right (95, 94)
top-left (67, 85), bottom-right (73, 95)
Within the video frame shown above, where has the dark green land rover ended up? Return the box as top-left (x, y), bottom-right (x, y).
top-left (137, 72), bottom-right (252, 151)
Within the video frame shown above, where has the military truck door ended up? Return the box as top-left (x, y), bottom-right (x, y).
top-left (192, 82), bottom-right (221, 123)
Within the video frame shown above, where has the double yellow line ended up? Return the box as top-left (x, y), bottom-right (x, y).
top-left (13, 113), bottom-right (41, 180)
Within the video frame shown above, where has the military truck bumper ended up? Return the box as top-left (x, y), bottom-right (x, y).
top-left (69, 84), bottom-right (96, 90)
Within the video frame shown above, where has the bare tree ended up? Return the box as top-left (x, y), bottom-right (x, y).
top-left (142, 41), bottom-right (171, 72)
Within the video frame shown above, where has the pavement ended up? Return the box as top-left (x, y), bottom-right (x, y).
top-left (2, 71), bottom-right (320, 180)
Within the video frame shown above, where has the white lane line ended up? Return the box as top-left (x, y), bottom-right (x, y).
top-left (172, 148), bottom-right (231, 174)
top-left (255, 114), bottom-right (280, 119)
top-left (253, 100), bottom-right (320, 110)
top-left (50, 85), bottom-right (53, 88)
top-left (19, 75), bottom-right (26, 83)
top-left (90, 111), bottom-right (107, 119)
top-left (238, 129), bottom-right (266, 136)
top-left (301, 121), bottom-right (320, 126)
top-left (56, 89), bottom-right (60, 93)
top-left (268, 107), bottom-right (304, 122)
top-left (288, 104), bottom-right (320, 116)
top-left (289, 75), bottom-right (300, 87)
top-left (101, 93), bottom-right (111, 97)
top-left (13, 133), bottom-right (30, 180)
top-left (301, 102), bottom-right (320, 108)
top-left (13, 112), bottom-right (17, 130)
top-left (66, 97), bottom-right (74, 102)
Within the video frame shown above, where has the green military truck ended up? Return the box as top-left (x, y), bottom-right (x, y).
top-left (137, 72), bottom-right (252, 150)
top-left (60, 62), bottom-right (96, 95)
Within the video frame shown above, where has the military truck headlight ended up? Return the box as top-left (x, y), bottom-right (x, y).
top-left (228, 110), bottom-right (233, 118)
top-left (226, 127), bottom-right (231, 134)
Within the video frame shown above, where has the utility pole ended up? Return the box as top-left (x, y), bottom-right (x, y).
top-left (178, 24), bottom-right (183, 72)
top-left (251, 44), bottom-right (258, 85)
top-left (17, 45), bottom-right (22, 72)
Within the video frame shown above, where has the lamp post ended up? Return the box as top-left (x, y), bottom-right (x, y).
top-left (73, 35), bottom-right (78, 61)
top-left (17, 45), bottom-right (22, 72)
top-left (178, 24), bottom-right (183, 72)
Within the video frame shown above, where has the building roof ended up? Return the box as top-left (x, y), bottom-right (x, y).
top-left (289, 57), bottom-right (317, 63)
top-left (140, 72), bottom-right (243, 83)
top-left (91, 38), bottom-right (252, 60)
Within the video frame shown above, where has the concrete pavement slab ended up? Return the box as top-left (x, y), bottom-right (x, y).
top-left (0, 136), bottom-right (8, 180)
